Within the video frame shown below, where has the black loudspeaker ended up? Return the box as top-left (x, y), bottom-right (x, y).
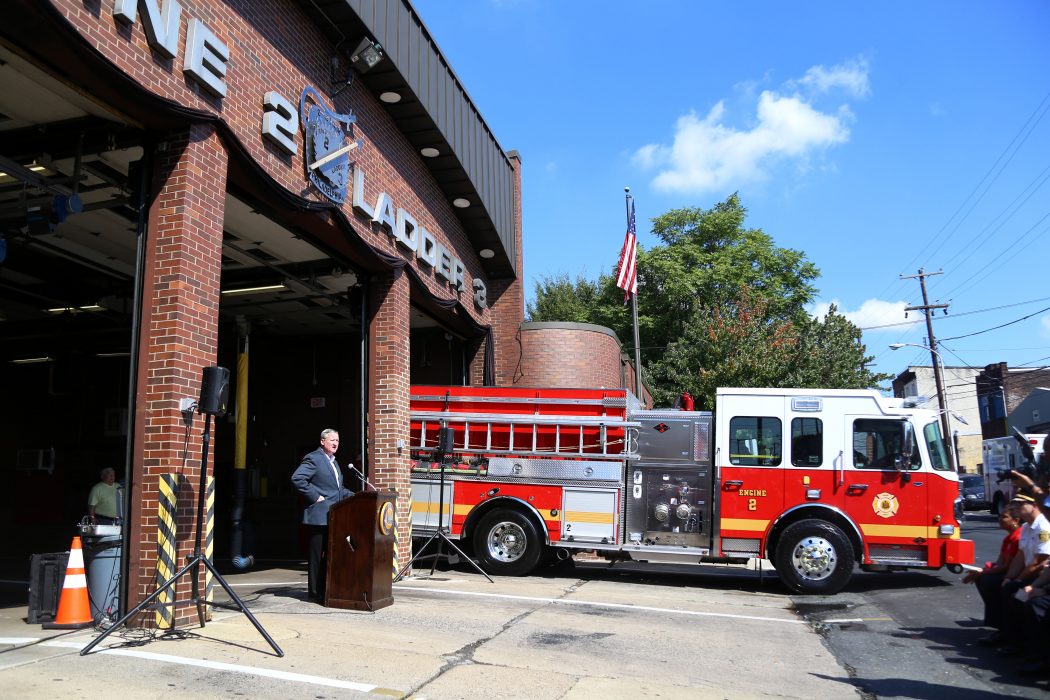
top-left (198, 366), bottom-right (230, 417)
top-left (437, 426), bottom-right (455, 454)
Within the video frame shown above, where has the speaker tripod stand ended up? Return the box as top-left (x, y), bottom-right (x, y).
top-left (82, 409), bottom-right (283, 657)
top-left (394, 443), bottom-right (492, 583)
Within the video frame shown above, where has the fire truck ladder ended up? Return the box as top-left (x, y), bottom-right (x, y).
top-left (412, 401), bottom-right (639, 460)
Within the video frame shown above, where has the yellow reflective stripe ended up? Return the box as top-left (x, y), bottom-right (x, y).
top-left (860, 523), bottom-right (960, 539)
top-left (564, 511), bottom-right (614, 524)
top-left (411, 502), bottom-right (473, 517)
top-left (720, 518), bottom-right (770, 532)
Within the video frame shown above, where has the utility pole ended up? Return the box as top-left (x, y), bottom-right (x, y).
top-left (901, 268), bottom-right (956, 470)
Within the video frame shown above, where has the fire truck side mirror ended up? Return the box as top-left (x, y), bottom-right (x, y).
top-left (899, 420), bottom-right (915, 471)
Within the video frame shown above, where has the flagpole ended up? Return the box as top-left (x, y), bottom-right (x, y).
top-left (625, 187), bottom-right (643, 402)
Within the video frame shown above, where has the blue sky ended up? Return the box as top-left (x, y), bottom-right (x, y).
top-left (414, 0), bottom-right (1050, 386)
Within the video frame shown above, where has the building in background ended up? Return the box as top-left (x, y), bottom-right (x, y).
top-left (976, 363), bottom-right (1050, 438)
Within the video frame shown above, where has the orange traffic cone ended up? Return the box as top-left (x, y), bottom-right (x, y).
top-left (43, 536), bottom-right (92, 629)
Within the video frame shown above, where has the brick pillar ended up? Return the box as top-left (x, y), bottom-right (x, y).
top-left (367, 268), bottom-right (411, 570)
top-left (489, 151), bottom-right (525, 386)
top-left (126, 124), bottom-right (227, 627)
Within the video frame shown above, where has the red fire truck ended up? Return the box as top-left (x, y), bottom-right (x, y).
top-left (409, 384), bottom-right (973, 594)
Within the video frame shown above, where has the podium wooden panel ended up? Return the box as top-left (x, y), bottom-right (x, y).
top-left (325, 490), bottom-right (396, 611)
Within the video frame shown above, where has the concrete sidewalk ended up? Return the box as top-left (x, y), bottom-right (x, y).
top-left (0, 562), bottom-right (856, 698)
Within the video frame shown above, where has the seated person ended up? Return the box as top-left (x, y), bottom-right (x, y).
top-left (970, 505), bottom-right (1022, 644)
top-left (989, 494), bottom-right (1050, 655)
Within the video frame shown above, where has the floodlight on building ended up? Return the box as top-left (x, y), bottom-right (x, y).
top-left (349, 37), bottom-right (384, 74)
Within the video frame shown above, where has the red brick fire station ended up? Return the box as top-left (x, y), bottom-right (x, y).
top-left (0, 0), bottom-right (645, 626)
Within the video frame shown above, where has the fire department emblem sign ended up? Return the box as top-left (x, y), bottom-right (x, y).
top-left (872, 492), bottom-right (899, 518)
top-left (378, 500), bottom-right (395, 536)
top-left (300, 86), bottom-right (359, 204)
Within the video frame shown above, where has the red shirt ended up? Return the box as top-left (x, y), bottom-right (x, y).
top-left (997, 527), bottom-right (1022, 568)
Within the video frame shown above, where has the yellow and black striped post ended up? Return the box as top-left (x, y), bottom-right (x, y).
top-left (156, 473), bottom-right (180, 629)
top-left (393, 490), bottom-right (411, 579)
top-left (204, 476), bottom-right (215, 620)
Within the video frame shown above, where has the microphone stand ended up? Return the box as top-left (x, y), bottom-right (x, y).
top-left (346, 463), bottom-right (378, 492)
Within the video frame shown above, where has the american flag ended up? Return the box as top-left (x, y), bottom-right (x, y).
top-left (615, 199), bottom-right (637, 300)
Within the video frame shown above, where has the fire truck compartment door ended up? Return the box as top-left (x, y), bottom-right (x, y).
top-left (561, 488), bottom-right (618, 544)
top-left (411, 480), bottom-right (453, 531)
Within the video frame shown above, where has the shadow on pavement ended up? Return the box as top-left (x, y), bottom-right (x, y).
top-left (811, 672), bottom-right (1021, 699)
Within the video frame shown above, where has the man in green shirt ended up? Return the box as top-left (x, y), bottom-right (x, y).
top-left (88, 467), bottom-right (119, 524)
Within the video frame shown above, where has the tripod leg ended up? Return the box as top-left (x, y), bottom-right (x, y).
top-left (80, 554), bottom-right (199, 655)
top-left (394, 531), bottom-right (441, 582)
top-left (429, 533), bottom-right (444, 576)
top-left (200, 557), bottom-right (284, 657)
top-left (436, 532), bottom-right (493, 583)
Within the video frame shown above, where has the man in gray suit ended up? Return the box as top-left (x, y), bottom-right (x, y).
top-left (292, 428), bottom-right (353, 602)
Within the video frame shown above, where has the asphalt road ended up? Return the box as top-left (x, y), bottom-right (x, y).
top-left (561, 511), bottom-right (1048, 699)
top-left (799, 510), bottom-right (1050, 699)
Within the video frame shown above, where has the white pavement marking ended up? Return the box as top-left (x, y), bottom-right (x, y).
top-left (395, 585), bottom-right (809, 624)
top-left (0, 637), bottom-right (40, 644)
top-left (41, 641), bottom-right (393, 694)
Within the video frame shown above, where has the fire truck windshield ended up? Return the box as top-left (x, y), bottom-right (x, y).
top-left (923, 421), bottom-right (953, 471)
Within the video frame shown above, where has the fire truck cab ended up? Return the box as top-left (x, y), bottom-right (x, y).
top-left (409, 385), bottom-right (973, 594)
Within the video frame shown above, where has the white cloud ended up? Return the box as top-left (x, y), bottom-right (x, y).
top-left (1041, 314), bottom-right (1050, 336)
top-left (634, 57), bottom-right (869, 195)
top-left (793, 57), bottom-right (871, 98)
top-left (811, 298), bottom-right (908, 329)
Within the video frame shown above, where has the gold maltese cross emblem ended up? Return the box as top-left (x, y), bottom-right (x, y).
top-left (872, 492), bottom-right (899, 518)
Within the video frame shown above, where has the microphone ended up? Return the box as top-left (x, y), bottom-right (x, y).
top-left (346, 462), bottom-right (378, 492)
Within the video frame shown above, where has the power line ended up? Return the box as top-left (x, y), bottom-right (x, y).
top-left (897, 90), bottom-right (1050, 282)
top-left (939, 304), bottom-right (1050, 342)
top-left (932, 166), bottom-right (1050, 294)
top-left (939, 212), bottom-right (1050, 300)
top-left (858, 295), bottom-right (1050, 331)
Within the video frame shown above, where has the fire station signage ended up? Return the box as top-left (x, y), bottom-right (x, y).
top-left (107, 1), bottom-right (487, 309)
top-left (113, 0), bottom-right (228, 98)
top-left (266, 87), bottom-right (488, 309)
top-left (299, 87), bottom-right (358, 204)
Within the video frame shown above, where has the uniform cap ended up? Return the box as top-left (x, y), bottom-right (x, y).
top-left (1011, 493), bottom-right (1037, 504)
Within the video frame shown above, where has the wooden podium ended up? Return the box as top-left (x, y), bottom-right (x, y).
top-left (325, 490), bottom-right (397, 611)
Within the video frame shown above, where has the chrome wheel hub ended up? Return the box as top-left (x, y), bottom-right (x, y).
top-left (791, 535), bottom-right (836, 581)
top-left (486, 522), bottom-right (526, 563)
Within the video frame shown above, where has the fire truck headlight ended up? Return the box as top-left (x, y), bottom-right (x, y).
top-left (654, 503), bottom-right (670, 522)
top-left (939, 524), bottom-right (956, 536)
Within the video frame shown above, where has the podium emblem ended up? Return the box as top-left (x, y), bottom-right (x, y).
top-left (379, 500), bottom-right (395, 535)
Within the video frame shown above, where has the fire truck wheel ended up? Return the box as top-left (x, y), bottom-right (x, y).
top-left (774, 519), bottom-right (854, 595)
top-left (473, 509), bottom-right (543, 576)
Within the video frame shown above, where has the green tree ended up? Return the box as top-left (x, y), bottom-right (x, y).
top-left (647, 289), bottom-right (889, 409)
top-left (528, 194), bottom-right (884, 405)
top-left (787, 304), bottom-right (892, 389)
top-left (526, 272), bottom-right (600, 323)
